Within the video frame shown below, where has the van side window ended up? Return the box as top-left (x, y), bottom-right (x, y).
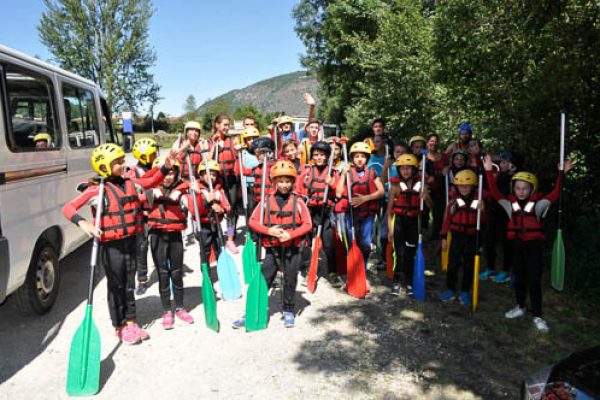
top-left (2, 64), bottom-right (59, 151)
top-left (63, 84), bottom-right (100, 148)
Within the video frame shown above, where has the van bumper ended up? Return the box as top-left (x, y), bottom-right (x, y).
top-left (0, 236), bottom-right (9, 303)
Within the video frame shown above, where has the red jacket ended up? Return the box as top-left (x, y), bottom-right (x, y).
top-left (187, 182), bottom-right (231, 224)
top-left (296, 164), bottom-right (338, 208)
top-left (337, 166), bottom-right (379, 216)
top-left (147, 181), bottom-right (190, 232)
top-left (441, 190), bottom-right (489, 238)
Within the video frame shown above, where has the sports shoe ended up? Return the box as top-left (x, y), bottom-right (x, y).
top-left (479, 270), bottom-right (493, 280)
top-left (176, 308), bottom-right (194, 324)
top-left (162, 312), bottom-right (174, 330)
top-left (459, 291), bottom-right (471, 305)
top-left (390, 284), bottom-right (401, 295)
top-left (226, 240), bottom-right (240, 254)
top-left (493, 271), bottom-right (510, 283)
top-left (121, 324), bottom-right (141, 345)
top-left (505, 305), bottom-right (526, 319)
top-left (533, 317), bottom-right (549, 333)
top-left (283, 311), bottom-right (295, 328)
top-left (134, 323), bottom-right (150, 340)
top-left (328, 273), bottom-right (343, 288)
top-left (232, 316), bottom-right (245, 330)
top-left (439, 289), bottom-right (455, 302)
top-left (135, 282), bottom-right (147, 296)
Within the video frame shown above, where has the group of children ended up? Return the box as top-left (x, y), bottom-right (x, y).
top-left (62, 113), bottom-right (571, 343)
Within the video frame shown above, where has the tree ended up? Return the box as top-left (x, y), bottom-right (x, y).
top-left (38, 0), bottom-right (158, 112)
top-left (146, 83), bottom-right (163, 134)
top-left (201, 98), bottom-right (232, 131)
top-left (183, 94), bottom-right (199, 121)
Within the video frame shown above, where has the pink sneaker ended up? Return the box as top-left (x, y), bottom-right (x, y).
top-left (175, 308), bottom-right (194, 324)
top-left (225, 240), bottom-right (240, 254)
top-left (133, 323), bottom-right (150, 340)
top-left (121, 324), bottom-right (141, 345)
top-left (162, 312), bottom-right (174, 330)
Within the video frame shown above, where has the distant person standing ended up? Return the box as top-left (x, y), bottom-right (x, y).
top-left (122, 111), bottom-right (134, 152)
top-left (445, 123), bottom-right (473, 154)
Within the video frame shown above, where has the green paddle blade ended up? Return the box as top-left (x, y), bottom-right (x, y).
top-left (242, 232), bottom-right (258, 284)
top-left (551, 229), bottom-right (565, 291)
top-left (201, 263), bottom-right (220, 332)
top-left (245, 263), bottom-right (268, 332)
top-left (66, 305), bottom-right (101, 396)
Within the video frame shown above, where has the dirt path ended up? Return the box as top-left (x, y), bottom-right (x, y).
top-left (1, 232), bottom-right (597, 399)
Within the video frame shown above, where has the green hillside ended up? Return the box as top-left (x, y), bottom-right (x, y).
top-left (197, 71), bottom-right (318, 117)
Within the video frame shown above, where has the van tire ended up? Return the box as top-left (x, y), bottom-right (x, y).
top-left (14, 242), bottom-right (59, 315)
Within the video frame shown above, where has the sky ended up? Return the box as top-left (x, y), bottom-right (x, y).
top-left (0, 0), bottom-right (306, 116)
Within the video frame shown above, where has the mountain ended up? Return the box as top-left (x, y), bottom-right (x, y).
top-left (197, 71), bottom-right (318, 117)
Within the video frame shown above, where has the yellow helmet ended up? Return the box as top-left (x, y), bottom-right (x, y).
top-left (184, 121), bottom-right (202, 133)
top-left (198, 160), bottom-right (221, 173)
top-left (270, 160), bottom-right (297, 180)
top-left (132, 137), bottom-right (158, 165)
top-left (395, 154), bottom-right (419, 168)
top-left (278, 116), bottom-right (294, 126)
top-left (241, 127), bottom-right (260, 143)
top-left (453, 169), bottom-right (478, 186)
top-left (350, 142), bottom-right (372, 156)
top-left (512, 171), bottom-right (538, 192)
top-left (409, 135), bottom-right (426, 146)
top-left (91, 143), bottom-right (125, 177)
top-left (33, 132), bottom-right (52, 143)
top-left (152, 156), bottom-right (180, 170)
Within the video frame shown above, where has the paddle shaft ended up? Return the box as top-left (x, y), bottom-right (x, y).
top-left (315, 149), bottom-right (336, 239)
top-left (557, 112), bottom-right (566, 229)
top-left (256, 154), bottom-right (270, 259)
top-left (87, 178), bottom-right (106, 305)
top-left (342, 143), bottom-right (357, 240)
top-left (186, 151), bottom-right (207, 265)
top-left (202, 153), bottom-right (226, 248)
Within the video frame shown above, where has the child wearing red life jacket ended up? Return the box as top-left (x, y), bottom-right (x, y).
top-left (209, 114), bottom-right (239, 254)
top-left (146, 158), bottom-right (196, 330)
top-left (483, 155), bottom-right (574, 333)
top-left (297, 141), bottom-right (339, 281)
top-left (241, 136), bottom-right (276, 207)
top-left (439, 169), bottom-right (487, 305)
top-left (282, 140), bottom-right (302, 172)
top-left (127, 137), bottom-right (159, 296)
top-left (235, 161), bottom-right (312, 328)
top-left (62, 144), bottom-right (175, 345)
top-left (386, 154), bottom-right (430, 295)
top-left (337, 142), bottom-right (385, 269)
top-left (189, 160), bottom-right (231, 269)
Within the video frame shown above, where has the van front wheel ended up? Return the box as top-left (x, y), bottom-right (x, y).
top-left (14, 243), bottom-right (60, 315)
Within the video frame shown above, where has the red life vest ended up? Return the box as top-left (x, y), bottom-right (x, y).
top-left (304, 165), bottom-right (335, 208)
top-left (252, 161), bottom-right (274, 202)
top-left (338, 167), bottom-right (378, 216)
top-left (96, 179), bottom-right (143, 242)
top-left (448, 196), bottom-right (481, 235)
top-left (212, 136), bottom-right (238, 177)
top-left (507, 200), bottom-right (545, 241)
top-left (178, 143), bottom-right (203, 180)
top-left (198, 186), bottom-right (227, 224)
top-left (262, 193), bottom-right (303, 247)
top-left (147, 183), bottom-right (188, 232)
top-left (392, 180), bottom-right (422, 217)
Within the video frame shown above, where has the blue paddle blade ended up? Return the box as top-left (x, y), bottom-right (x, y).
top-left (217, 247), bottom-right (242, 301)
top-left (413, 243), bottom-right (426, 302)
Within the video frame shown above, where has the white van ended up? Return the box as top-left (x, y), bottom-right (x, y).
top-left (0, 44), bottom-right (118, 314)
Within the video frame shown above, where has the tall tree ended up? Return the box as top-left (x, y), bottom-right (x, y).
top-left (183, 94), bottom-right (199, 121)
top-left (146, 83), bottom-right (162, 134)
top-left (38, 0), bottom-right (158, 111)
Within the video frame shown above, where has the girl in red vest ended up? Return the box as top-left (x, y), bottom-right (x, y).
top-left (190, 160), bottom-right (231, 269)
top-left (209, 115), bottom-right (240, 254)
top-left (439, 169), bottom-right (487, 305)
top-left (296, 141), bottom-right (339, 282)
top-left (62, 144), bottom-right (174, 345)
top-left (483, 155), bottom-right (574, 332)
top-left (241, 160), bottom-right (312, 328)
top-left (282, 140), bottom-right (302, 171)
top-left (337, 142), bottom-right (385, 269)
top-left (174, 121), bottom-right (209, 181)
top-left (146, 158), bottom-right (196, 330)
top-left (241, 137), bottom-right (276, 207)
top-left (386, 154), bottom-right (430, 295)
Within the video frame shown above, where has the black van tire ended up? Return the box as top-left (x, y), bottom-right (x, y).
top-left (13, 242), bottom-right (60, 315)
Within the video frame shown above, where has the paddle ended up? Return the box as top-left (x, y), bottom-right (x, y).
top-left (307, 149), bottom-right (335, 293)
top-left (412, 151), bottom-right (428, 302)
top-left (202, 154), bottom-right (241, 301)
top-left (238, 149), bottom-right (258, 284)
top-left (472, 171), bottom-right (484, 311)
top-left (186, 153), bottom-right (219, 332)
top-left (441, 173), bottom-right (450, 272)
top-left (66, 178), bottom-right (105, 396)
top-left (343, 143), bottom-right (368, 298)
top-left (334, 220), bottom-right (348, 276)
top-left (245, 154), bottom-right (270, 331)
top-left (385, 146), bottom-right (394, 280)
top-left (551, 112), bottom-right (566, 291)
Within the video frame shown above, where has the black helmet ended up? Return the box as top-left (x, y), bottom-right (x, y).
top-left (500, 151), bottom-right (515, 163)
top-left (250, 136), bottom-right (275, 154)
top-left (310, 140), bottom-right (331, 157)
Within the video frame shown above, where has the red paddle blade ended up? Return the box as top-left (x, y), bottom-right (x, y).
top-left (307, 237), bottom-right (322, 293)
top-left (347, 240), bottom-right (367, 298)
top-left (333, 230), bottom-right (347, 275)
top-left (386, 242), bottom-right (394, 280)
